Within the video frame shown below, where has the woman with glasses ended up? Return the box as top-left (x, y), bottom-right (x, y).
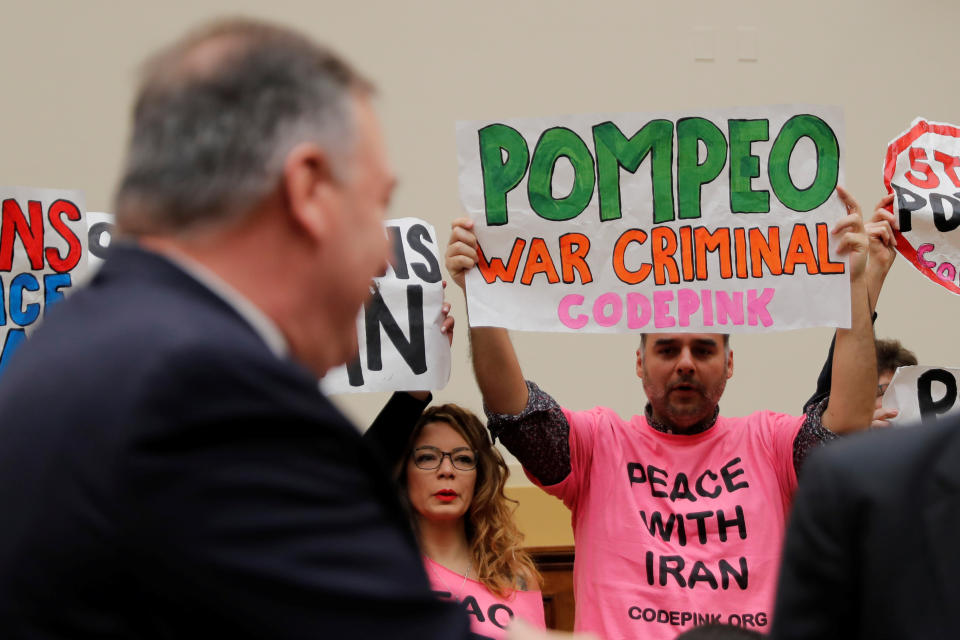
top-left (367, 401), bottom-right (546, 638)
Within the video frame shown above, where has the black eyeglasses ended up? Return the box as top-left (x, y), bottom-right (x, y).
top-left (411, 446), bottom-right (478, 471)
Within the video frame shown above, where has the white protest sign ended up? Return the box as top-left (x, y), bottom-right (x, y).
top-left (882, 365), bottom-right (960, 426)
top-left (0, 186), bottom-right (88, 373)
top-left (456, 105), bottom-right (850, 333)
top-left (883, 118), bottom-right (960, 294)
top-left (322, 217), bottom-right (450, 393)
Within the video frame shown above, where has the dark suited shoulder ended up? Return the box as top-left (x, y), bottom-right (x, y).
top-left (773, 420), bottom-right (960, 640)
top-left (800, 419), bottom-right (958, 487)
top-left (0, 246), bottom-right (470, 639)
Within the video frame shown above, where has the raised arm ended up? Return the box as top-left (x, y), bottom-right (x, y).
top-left (803, 194), bottom-right (896, 415)
top-left (445, 218), bottom-right (571, 485)
top-left (363, 299), bottom-right (455, 465)
top-left (445, 218), bottom-right (529, 414)
top-left (820, 187), bottom-right (882, 435)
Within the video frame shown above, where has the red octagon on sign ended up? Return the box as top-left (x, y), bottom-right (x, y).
top-left (883, 118), bottom-right (960, 295)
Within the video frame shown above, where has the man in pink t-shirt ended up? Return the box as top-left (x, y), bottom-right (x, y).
top-left (444, 189), bottom-right (886, 640)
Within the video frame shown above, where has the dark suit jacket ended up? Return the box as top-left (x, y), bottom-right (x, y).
top-left (771, 418), bottom-right (960, 640)
top-left (0, 245), bottom-right (470, 639)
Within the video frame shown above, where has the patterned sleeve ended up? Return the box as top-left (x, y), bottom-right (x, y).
top-left (792, 396), bottom-right (838, 475)
top-left (484, 380), bottom-right (571, 486)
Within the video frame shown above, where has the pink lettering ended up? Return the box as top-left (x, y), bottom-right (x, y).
top-left (937, 262), bottom-right (957, 283)
top-left (677, 289), bottom-right (700, 327)
top-left (747, 288), bottom-right (775, 327)
top-left (917, 243), bottom-right (937, 269)
top-left (701, 289), bottom-right (714, 326)
top-left (716, 291), bottom-right (745, 326)
top-left (653, 290), bottom-right (676, 328)
top-left (557, 294), bottom-right (588, 329)
top-left (593, 292), bottom-right (622, 327)
top-left (627, 292), bottom-right (652, 329)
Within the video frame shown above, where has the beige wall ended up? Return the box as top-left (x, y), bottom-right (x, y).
top-left (3, 0), bottom-right (959, 544)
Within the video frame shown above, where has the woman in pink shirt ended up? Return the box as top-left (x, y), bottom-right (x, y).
top-left (397, 404), bottom-right (546, 639)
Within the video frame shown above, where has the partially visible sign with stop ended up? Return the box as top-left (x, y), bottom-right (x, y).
top-left (884, 118), bottom-right (960, 294)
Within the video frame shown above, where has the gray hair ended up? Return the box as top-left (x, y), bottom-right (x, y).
top-left (114, 18), bottom-right (372, 235)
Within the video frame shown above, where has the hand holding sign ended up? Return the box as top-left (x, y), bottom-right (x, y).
top-left (440, 295), bottom-right (454, 346)
top-left (446, 217), bottom-right (477, 291)
top-left (862, 194), bottom-right (898, 312)
top-left (833, 186), bottom-right (870, 281)
top-left (866, 195), bottom-right (897, 273)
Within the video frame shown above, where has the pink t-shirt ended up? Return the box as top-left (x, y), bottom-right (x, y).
top-left (532, 407), bottom-right (803, 640)
top-left (423, 556), bottom-right (546, 639)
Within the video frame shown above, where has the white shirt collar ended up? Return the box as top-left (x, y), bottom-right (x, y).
top-left (160, 249), bottom-right (289, 360)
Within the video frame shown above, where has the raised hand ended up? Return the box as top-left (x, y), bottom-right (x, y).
top-left (833, 186), bottom-right (870, 281)
top-left (445, 218), bottom-right (478, 291)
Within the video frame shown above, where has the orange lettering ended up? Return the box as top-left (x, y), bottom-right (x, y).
top-left (520, 238), bottom-right (560, 285)
top-left (694, 227), bottom-right (732, 280)
top-left (613, 229), bottom-right (651, 284)
top-left (679, 226), bottom-right (695, 282)
top-left (782, 224), bottom-right (819, 275)
top-left (749, 227), bottom-right (782, 277)
top-left (734, 228), bottom-right (748, 279)
top-left (476, 238), bottom-right (526, 284)
top-left (559, 233), bottom-right (593, 284)
top-left (816, 223), bottom-right (845, 274)
top-left (651, 227), bottom-right (680, 285)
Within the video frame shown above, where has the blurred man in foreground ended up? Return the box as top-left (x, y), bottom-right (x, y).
top-left (0, 19), bottom-right (573, 640)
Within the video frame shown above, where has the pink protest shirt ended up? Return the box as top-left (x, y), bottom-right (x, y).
top-left (533, 406), bottom-right (803, 640)
top-left (423, 556), bottom-right (546, 639)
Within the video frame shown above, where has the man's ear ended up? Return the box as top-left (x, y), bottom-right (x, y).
top-left (636, 346), bottom-right (644, 379)
top-left (726, 348), bottom-right (734, 380)
top-left (280, 142), bottom-right (338, 242)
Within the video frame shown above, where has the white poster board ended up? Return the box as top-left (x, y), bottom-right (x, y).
top-left (456, 105), bottom-right (849, 333)
top-left (883, 118), bottom-right (960, 295)
top-left (0, 186), bottom-right (88, 373)
top-left (882, 365), bottom-right (960, 426)
top-left (322, 217), bottom-right (451, 393)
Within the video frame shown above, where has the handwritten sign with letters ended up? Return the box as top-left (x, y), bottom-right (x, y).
top-left (323, 217), bottom-right (451, 394)
top-left (457, 105), bottom-right (850, 333)
top-left (0, 186), bottom-right (88, 373)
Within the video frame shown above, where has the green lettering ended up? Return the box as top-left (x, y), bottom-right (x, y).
top-left (728, 119), bottom-right (770, 213)
top-left (768, 114), bottom-right (839, 212)
top-left (478, 124), bottom-right (530, 226)
top-left (527, 127), bottom-right (595, 221)
top-left (677, 118), bottom-right (727, 220)
top-left (593, 120), bottom-right (674, 223)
